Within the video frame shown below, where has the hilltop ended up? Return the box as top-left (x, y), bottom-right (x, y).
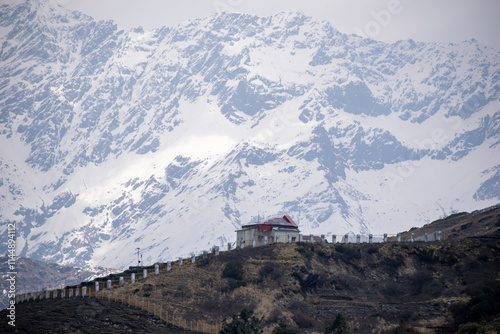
top-left (2, 205), bottom-right (500, 333)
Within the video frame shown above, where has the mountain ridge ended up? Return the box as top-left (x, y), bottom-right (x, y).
top-left (0, 1), bottom-right (499, 269)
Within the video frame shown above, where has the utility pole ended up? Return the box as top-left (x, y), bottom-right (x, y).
top-left (136, 248), bottom-right (140, 266)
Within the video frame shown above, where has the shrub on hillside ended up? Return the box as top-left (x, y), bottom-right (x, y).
top-left (220, 309), bottom-right (263, 334)
top-left (272, 323), bottom-right (301, 334)
top-left (222, 261), bottom-right (244, 281)
top-left (325, 313), bottom-right (350, 334)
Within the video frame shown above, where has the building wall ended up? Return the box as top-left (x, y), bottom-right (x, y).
top-left (236, 228), bottom-right (300, 247)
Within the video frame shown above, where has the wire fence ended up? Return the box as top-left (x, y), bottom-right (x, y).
top-left (16, 286), bottom-right (222, 334)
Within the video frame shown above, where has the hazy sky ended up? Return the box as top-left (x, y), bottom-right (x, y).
top-left (63, 0), bottom-right (500, 50)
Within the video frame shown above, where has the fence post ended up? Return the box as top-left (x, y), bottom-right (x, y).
top-left (107, 280), bottom-right (112, 289)
top-left (131, 273), bottom-right (135, 283)
top-left (424, 232), bottom-right (429, 242)
top-left (155, 264), bottom-right (160, 275)
top-left (383, 233), bottom-right (388, 243)
top-left (119, 276), bottom-right (124, 286)
top-left (167, 261), bottom-right (172, 271)
top-left (143, 268), bottom-right (148, 278)
top-left (228, 242), bottom-right (232, 251)
top-left (191, 254), bottom-right (196, 263)
top-left (95, 281), bottom-right (100, 292)
top-left (310, 234), bottom-right (313, 243)
top-left (411, 233), bottom-right (415, 242)
top-left (356, 234), bottom-right (361, 244)
top-left (179, 257), bottom-right (183, 267)
top-left (215, 246), bottom-right (220, 256)
top-left (332, 235), bottom-right (336, 244)
top-left (397, 233), bottom-right (401, 242)
top-left (369, 234), bottom-right (373, 244)
top-left (264, 236), bottom-right (268, 245)
top-left (437, 230), bottom-right (442, 241)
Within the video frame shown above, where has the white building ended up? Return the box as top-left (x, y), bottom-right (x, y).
top-left (236, 215), bottom-right (300, 247)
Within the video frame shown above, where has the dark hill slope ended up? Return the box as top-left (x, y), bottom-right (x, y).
top-left (0, 297), bottom-right (192, 333)
top-left (398, 204), bottom-right (500, 240)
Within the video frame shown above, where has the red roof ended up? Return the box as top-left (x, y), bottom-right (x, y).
top-left (242, 215), bottom-right (298, 231)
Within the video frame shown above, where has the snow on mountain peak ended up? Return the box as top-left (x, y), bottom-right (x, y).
top-left (0, 3), bottom-right (499, 269)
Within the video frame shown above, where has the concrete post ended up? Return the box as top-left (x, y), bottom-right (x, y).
top-left (424, 233), bottom-right (428, 242)
top-left (276, 235), bottom-right (280, 243)
top-left (437, 231), bottom-right (442, 241)
top-left (191, 254), bottom-right (195, 263)
top-left (69, 289), bottom-right (73, 297)
top-left (61, 289), bottom-right (65, 298)
top-left (369, 234), bottom-right (373, 244)
top-left (155, 264), bottom-right (160, 275)
top-left (397, 233), bottom-right (401, 242)
top-left (39, 291), bottom-right (42, 300)
top-left (131, 273), bottom-right (136, 283)
top-left (356, 234), bottom-right (361, 244)
top-left (310, 234), bottom-right (313, 243)
top-left (167, 261), bottom-right (172, 271)
top-left (252, 238), bottom-right (256, 248)
top-left (344, 234), bottom-right (349, 243)
top-left (119, 276), bottom-right (124, 287)
top-left (288, 234), bottom-right (291, 243)
top-left (21, 294), bottom-right (24, 303)
top-left (332, 235), bottom-right (336, 244)
top-left (75, 288), bottom-right (79, 297)
top-left (228, 242), bottom-right (232, 251)
top-left (95, 281), bottom-right (100, 292)
top-left (215, 246), bottom-right (220, 256)
top-left (411, 233), bottom-right (414, 242)
top-left (264, 236), bottom-right (268, 245)
top-left (203, 251), bottom-right (208, 259)
top-left (107, 280), bottom-right (112, 289)
top-left (52, 290), bottom-right (56, 299)
top-left (178, 258), bottom-right (183, 267)
top-left (321, 234), bottom-right (325, 243)
top-left (143, 268), bottom-right (148, 278)
top-left (82, 286), bottom-right (87, 297)
top-left (383, 233), bottom-right (388, 243)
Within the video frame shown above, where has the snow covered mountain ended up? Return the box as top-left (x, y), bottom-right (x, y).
top-left (0, 1), bottom-right (499, 269)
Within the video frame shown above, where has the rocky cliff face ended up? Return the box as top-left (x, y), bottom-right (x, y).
top-left (0, 1), bottom-right (499, 269)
